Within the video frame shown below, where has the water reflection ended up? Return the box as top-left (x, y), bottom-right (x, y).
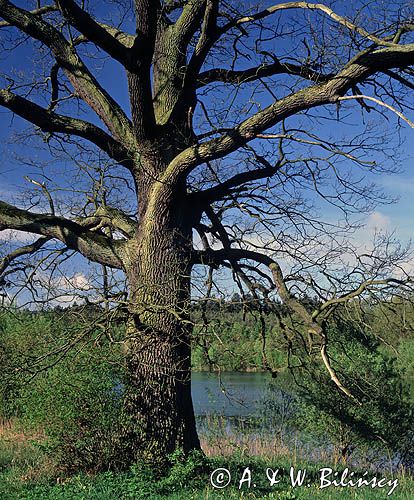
top-left (191, 371), bottom-right (401, 472)
top-left (191, 371), bottom-right (270, 418)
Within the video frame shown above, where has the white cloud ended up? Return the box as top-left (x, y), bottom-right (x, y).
top-left (33, 272), bottom-right (96, 307)
top-left (366, 211), bottom-right (390, 232)
top-left (0, 229), bottom-right (37, 244)
top-left (392, 259), bottom-right (414, 279)
top-left (349, 211), bottom-right (392, 260)
top-left (53, 273), bottom-right (92, 292)
top-left (49, 273), bottom-right (94, 305)
top-left (381, 176), bottom-right (414, 195)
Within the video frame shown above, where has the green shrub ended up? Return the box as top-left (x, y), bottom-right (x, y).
top-left (0, 310), bottom-right (124, 473)
top-left (290, 318), bottom-right (414, 464)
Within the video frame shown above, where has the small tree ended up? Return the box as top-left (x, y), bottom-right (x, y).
top-left (293, 317), bottom-right (414, 466)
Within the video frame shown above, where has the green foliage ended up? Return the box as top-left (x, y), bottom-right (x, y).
top-left (2, 298), bottom-right (414, 479)
top-left (192, 310), bottom-right (285, 371)
top-left (0, 310), bottom-right (124, 473)
top-left (2, 454), bottom-right (414, 499)
top-left (290, 318), bottom-right (414, 462)
top-left (397, 338), bottom-right (414, 399)
top-left (125, 450), bottom-right (206, 498)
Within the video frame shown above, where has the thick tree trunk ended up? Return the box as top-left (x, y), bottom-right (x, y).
top-left (120, 186), bottom-right (201, 464)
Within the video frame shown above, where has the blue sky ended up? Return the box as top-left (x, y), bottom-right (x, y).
top-left (0, 1), bottom-right (414, 304)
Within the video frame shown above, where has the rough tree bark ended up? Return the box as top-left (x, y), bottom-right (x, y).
top-left (121, 163), bottom-right (201, 461)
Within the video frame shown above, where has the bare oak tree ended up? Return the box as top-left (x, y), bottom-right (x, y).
top-left (0, 0), bottom-right (413, 464)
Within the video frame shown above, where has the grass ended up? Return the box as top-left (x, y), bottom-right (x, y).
top-left (1, 420), bottom-right (414, 499)
top-left (1, 456), bottom-right (414, 499)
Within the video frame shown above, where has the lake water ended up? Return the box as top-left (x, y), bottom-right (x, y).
top-left (191, 372), bottom-right (377, 469)
top-left (191, 372), bottom-right (403, 471)
top-left (191, 371), bottom-right (270, 418)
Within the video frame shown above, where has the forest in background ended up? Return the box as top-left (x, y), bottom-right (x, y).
top-left (1, 294), bottom-right (414, 498)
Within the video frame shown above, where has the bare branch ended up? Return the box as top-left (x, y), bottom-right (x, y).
top-left (77, 205), bottom-right (138, 238)
top-left (193, 154), bottom-right (284, 204)
top-left (194, 246), bottom-right (358, 400)
top-left (24, 177), bottom-right (56, 214)
top-left (222, 2), bottom-right (405, 48)
top-left (384, 69), bottom-right (414, 91)
top-left (186, 0), bottom-right (219, 83)
top-left (0, 236), bottom-right (50, 285)
top-left (173, 0), bottom-right (206, 46)
top-left (0, 88), bottom-right (133, 169)
top-left (197, 60), bottom-right (333, 87)
top-left (0, 200), bottom-right (124, 269)
top-left (125, 0), bottom-right (163, 137)
top-left (163, 43), bottom-right (414, 183)
top-left (0, 0), bottom-right (135, 148)
top-left (151, 0), bottom-right (206, 126)
top-left (55, 0), bottom-right (134, 67)
top-left (320, 341), bottom-right (358, 402)
top-left (0, 4), bottom-right (57, 27)
top-left (338, 94), bottom-right (414, 128)
top-left (313, 277), bottom-right (410, 321)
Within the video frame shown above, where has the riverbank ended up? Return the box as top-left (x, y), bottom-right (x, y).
top-left (1, 371), bottom-right (410, 497)
top-left (2, 418), bottom-right (413, 499)
top-left (2, 310), bottom-right (413, 497)
top-left (1, 422), bottom-right (413, 500)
